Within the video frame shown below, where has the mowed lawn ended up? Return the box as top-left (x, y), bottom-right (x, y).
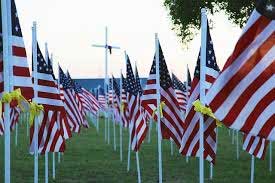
top-left (0, 117), bottom-right (274, 183)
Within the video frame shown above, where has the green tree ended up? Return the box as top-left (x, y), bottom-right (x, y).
top-left (164, 0), bottom-right (255, 44)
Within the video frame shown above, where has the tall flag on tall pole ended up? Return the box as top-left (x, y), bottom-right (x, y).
top-left (30, 43), bottom-right (66, 154)
top-left (141, 42), bottom-right (184, 148)
top-left (59, 66), bottom-right (83, 133)
top-left (125, 55), bottom-right (147, 151)
top-left (172, 73), bottom-right (187, 112)
top-left (205, 0), bottom-right (275, 141)
top-left (179, 22), bottom-right (219, 163)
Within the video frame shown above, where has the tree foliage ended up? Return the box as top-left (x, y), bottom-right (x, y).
top-left (164, 0), bottom-right (255, 44)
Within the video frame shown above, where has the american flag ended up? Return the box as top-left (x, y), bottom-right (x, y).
top-left (179, 23), bottom-right (219, 163)
top-left (67, 72), bottom-right (89, 128)
top-left (141, 43), bottom-right (184, 148)
top-left (184, 67), bottom-right (192, 111)
top-left (0, 0), bottom-right (34, 135)
top-left (112, 76), bottom-right (121, 122)
top-left (59, 66), bottom-right (83, 133)
top-left (172, 73), bottom-right (187, 112)
top-left (81, 87), bottom-right (100, 116)
top-left (121, 74), bottom-right (129, 128)
top-left (125, 55), bottom-right (147, 151)
top-left (98, 87), bottom-right (107, 110)
top-left (30, 44), bottom-right (66, 154)
top-left (243, 133), bottom-right (269, 159)
top-left (205, 1), bottom-right (275, 141)
top-left (108, 78), bottom-right (114, 106)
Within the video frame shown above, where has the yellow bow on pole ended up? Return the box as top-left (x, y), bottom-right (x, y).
top-left (29, 102), bottom-right (44, 126)
top-left (193, 100), bottom-right (223, 127)
top-left (152, 101), bottom-right (165, 119)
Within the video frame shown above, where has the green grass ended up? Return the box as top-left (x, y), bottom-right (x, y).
top-left (0, 118), bottom-right (274, 182)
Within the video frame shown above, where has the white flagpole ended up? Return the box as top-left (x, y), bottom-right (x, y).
top-left (270, 142), bottom-right (272, 172)
top-left (52, 153), bottom-right (56, 180)
top-left (250, 155), bottom-right (255, 183)
top-left (2, 0), bottom-right (11, 181)
top-left (155, 33), bottom-right (163, 183)
top-left (44, 43), bottom-right (49, 183)
top-left (170, 139), bottom-right (174, 156)
top-left (236, 131), bottom-right (239, 160)
top-left (112, 78), bottom-right (116, 151)
top-left (136, 152), bottom-right (141, 183)
top-left (147, 118), bottom-right (152, 143)
top-left (200, 8), bottom-right (208, 183)
top-left (32, 21), bottom-right (39, 183)
top-left (125, 52), bottom-right (131, 172)
top-left (120, 70), bottom-right (123, 162)
top-left (232, 130), bottom-right (235, 144)
top-left (15, 123), bottom-right (18, 146)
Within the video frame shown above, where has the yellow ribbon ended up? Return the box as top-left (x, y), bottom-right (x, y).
top-left (193, 100), bottom-right (222, 127)
top-left (152, 101), bottom-right (165, 118)
top-left (29, 102), bottom-right (44, 126)
top-left (121, 103), bottom-right (125, 112)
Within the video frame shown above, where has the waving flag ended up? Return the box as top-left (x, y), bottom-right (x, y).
top-left (0, 0), bottom-right (34, 135)
top-left (205, 0), bottom-right (275, 140)
top-left (59, 67), bottom-right (83, 133)
top-left (243, 133), bottom-right (269, 159)
top-left (172, 73), bottom-right (187, 112)
top-left (141, 43), bottom-right (184, 148)
top-left (121, 74), bottom-right (129, 128)
top-left (30, 44), bottom-right (66, 154)
top-left (125, 55), bottom-right (147, 151)
top-left (98, 87), bottom-right (107, 110)
top-left (180, 23), bottom-right (219, 163)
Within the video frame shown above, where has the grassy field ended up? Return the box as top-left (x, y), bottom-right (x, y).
top-left (0, 118), bottom-right (274, 183)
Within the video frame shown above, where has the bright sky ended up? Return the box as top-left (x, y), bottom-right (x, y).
top-left (17, 0), bottom-right (242, 81)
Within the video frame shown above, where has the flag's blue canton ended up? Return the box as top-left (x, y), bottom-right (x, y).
top-left (11, 0), bottom-right (22, 37)
top-left (112, 76), bottom-right (120, 97)
top-left (194, 23), bottom-right (220, 78)
top-left (59, 67), bottom-right (72, 90)
top-left (125, 55), bottom-right (138, 96)
top-left (37, 44), bottom-right (53, 74)
top-left (187, 68), bottom-right (192, 86)
top-left (149, 43), bottom-right (172, 90)
top-left (98, 87), bottom-right (105, 96)
top-left (122, 74), bottom-right (127, 90)
top-left (67, 71), bottom-right (82, 93)
top-left (172, 73), bottom-right (186, 92)
top-left (135, 67), bottom-right (143, 96)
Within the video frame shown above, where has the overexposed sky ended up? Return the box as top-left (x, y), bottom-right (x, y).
top-left (16, 0), bottom-right (242, 81)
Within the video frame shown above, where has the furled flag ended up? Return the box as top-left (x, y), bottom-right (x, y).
top-left (172, 73), bottom-right (187, 112)
top-left (205, 0), bottom-right (275, 140)
top-left (59, 66), bottom-right (83, 133)
top-left (30, 44), bottom-right (66, 154)
top-left (141, 43), bottom-right (184, 148)
top-left (0, 0), bottom-right (34, 134)
top-left (125, 55), bottom-right (147, 151)
top-left (108, 78), bottom-right (114, 106)
top-left (180, 23), bottom-right (219, 163)
top-left (243, 133), bottom-right (269, 159)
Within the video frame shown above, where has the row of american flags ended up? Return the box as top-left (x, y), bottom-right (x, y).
top-left (0, 0), bottom-right (274, 181)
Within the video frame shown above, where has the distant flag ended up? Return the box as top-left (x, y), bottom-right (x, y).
top-left (98, 87), bottom-right (107, 110)
top-left (59, 66), bottom-right (83, 133)
top-left (112, 76), bottom-right (121, 122)
top-left (125, 55), bottom-right (147, 151)
top-left (205, 0), bottom-right (275, 140)
top-left (141, 43), bottom-right (184, 148)
top-left (30, 44), bottom-right (66, 154)
top-left (180, 23), bottom-right (219, 163)
top-left (172, 73), bottom-right (187, 112)
top-left (243, 133), bottom-right (269, 159)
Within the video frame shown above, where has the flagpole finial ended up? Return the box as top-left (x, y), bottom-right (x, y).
top-left (201, 8), bottom-right (207, 14)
